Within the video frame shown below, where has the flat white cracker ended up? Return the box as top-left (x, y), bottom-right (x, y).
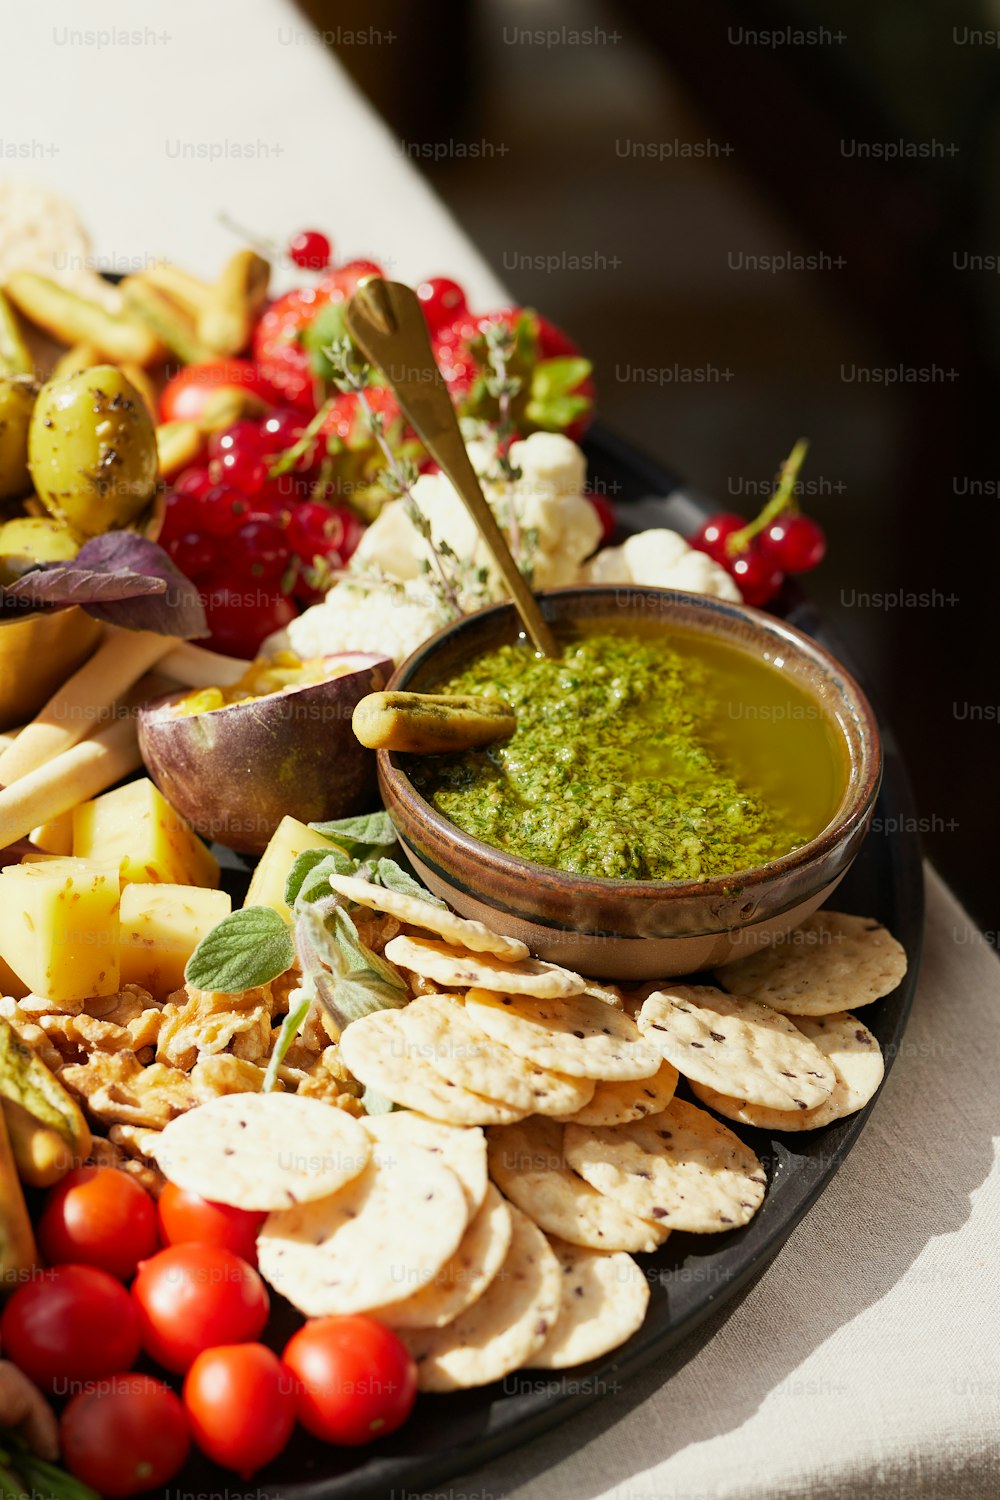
top-left (257, 1139), bottom-right (467, 1315)
top-left (466, 988), bottom-right (661, 1082)
top-left (150, 1093), bottom-right (370, 1211)
top-left (690, 1011), bottom-right (885, 1131)
top-left (714, 911), bottom-right (907, 1016)
top-left (384, 935), bottom-right (586, 998)
top-left (528, 1238), bottom-right (649, 1369)
top-left (564, 1098), bottom-right (767, 1234)
top-left (399, 1201), bottom-right (562, 1391)
top-left (637, 984), bottom-right (835, 1110)
top-left (372, 1183), bottom-right (512, 1330)
top-left (487, 1117), bottom-right (668, 1254)
top-left (561, 1059), bottom-right (679, 1127)
top-left (397, 995), bottom-right (595, 1116)
top-left (327, 872), bottom-right (529, 961)
top-left (362, 1110), bottom-right (487, 1214)
top-left (339, 1009), bottom-right (525, 1126)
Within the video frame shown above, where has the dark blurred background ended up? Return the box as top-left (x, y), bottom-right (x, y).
top-left (315, 0), bottom-right (998, 934)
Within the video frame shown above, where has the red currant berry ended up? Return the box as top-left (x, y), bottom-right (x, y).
top-left (210, 447), bottom-right (268, 496)
top-left (730, 547), bottom-right (784, 608)
top-left (288, 230), bottom-right (332, 271)
top-left (762, 513), bottom-right (826, 574)
top-left (235, 519), bottom-right (290, 583)
top-left (258, 408), bottom-right (306, 456)
top-left (200, 484), bottom-right (251, 537)
top-left (208, 420), bottom-right (264, 463)
top-left (286, 502), bottom-right (345, 562)
top-left (174, 466), bottom-right (213, 501)
top-left (204, 588), bottom-right (297, 659)
top-left (691, 512), bottom-right (746, 565)
top-left (417, 278), bottom-right (468, 334)
top-left (170, 531), bottom-right (218, 578)
top-left (159, 490), bottom-right (199, 545)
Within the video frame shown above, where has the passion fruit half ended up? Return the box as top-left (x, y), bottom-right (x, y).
top-left (137, 651), bottom-right (393, 855)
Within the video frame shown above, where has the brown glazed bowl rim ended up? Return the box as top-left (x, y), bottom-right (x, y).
top-left (379, 586), bottom-right (881, 912)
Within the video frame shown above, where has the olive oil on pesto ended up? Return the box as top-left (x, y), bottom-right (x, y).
top-left (409, 623), bottom-right (845, 883)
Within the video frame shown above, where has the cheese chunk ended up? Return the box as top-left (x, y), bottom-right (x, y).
top-left (73, 778), bottom-right (219, 889)
top-left (245, 815), bottom-right (343, 922)
top-left (119, 883), bottom-right (232, 997)
top-left (0, 857), bottom-right (121, 1002)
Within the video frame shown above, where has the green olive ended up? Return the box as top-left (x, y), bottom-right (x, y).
top-left (0, 379), bottom-right (36, 501)
top-left (28, 364), bottom-right (158, 538)
top-left (0, 516), bottom-right (80, 584)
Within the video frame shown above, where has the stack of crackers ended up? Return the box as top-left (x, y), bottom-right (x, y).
top-left (148, 878), bottom-right (906, 1393)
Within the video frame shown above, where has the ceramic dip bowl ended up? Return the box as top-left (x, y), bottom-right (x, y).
top-left (378, 586), bottom-right (881, 979)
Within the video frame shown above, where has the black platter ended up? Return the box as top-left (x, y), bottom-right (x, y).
top-left (190, 425), bottom-right (924, 1500)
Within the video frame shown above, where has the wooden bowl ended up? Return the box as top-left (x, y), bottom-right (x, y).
top-left (378, 587), bottom-right (882, 979)
top-left (0, 606), bottom-right (102, 732)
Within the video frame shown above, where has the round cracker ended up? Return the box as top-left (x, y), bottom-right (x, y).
top-left (399, 1201), bottom-right (562, 1391)
top-left (487, 1117), bottom-right (668, 1254)
top-left (339, 1009), bottom-right (525, 1126)
top-left (637, 984), bottom-right (835, 1110)
top-left (561, 1059), bottom-right (679, 1127)
top-left (714, 911), bottom-right (907, 1016)
top-left (466, 988), bottom-right (661, 1082)
top-left (528, 1239), bottom-right (649, 1369)
top-left (362, 1110), bottom-right (487, 1213)
top-left (372, 1183), bottom-right (513, 1330)
top-left (690, 1011), bottom-right (885, 1131)
top-left (384, 934), bottom-right (586, 998)
top-left (150, 1093), bottom-right (370, 1211)
top-left (328, 871), bottom-right (529, 961)
top-left (563, 1099), bottom-right (766, 1234)
top-left (257, 1139), bottom-right (467, 1315)
top-left (397, 995), bottom-right (595, 1116)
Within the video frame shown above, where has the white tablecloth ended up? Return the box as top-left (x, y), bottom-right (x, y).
top-left (7, 8), bottom-right (999, 1496)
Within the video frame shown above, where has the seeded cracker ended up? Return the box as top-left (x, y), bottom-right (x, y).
top-left (362, 1110), bottom-right (488, 1214)
top-left (528, 1239), bottom-right (649, 1369)
top-left (714, 911), bottom-right (907, 1016)
top-left (339, 1009), bottom-right (526, 1126)
top-left (327, 871), bottom-right (529, 961)
top-left (690, 1011), bottom-right (885, 1131)
top-left (564, 1099), bottom-right (767, 1233)
top-left (257, 1140), bottom-right (468, 1316)
top-left (636, 984), bottom-right (835, 1109)
top-left (399, 1201), bottom-right (562, 1391)
top-left (466, 988), bottom-right (662, 1082)
top-left (384, 934), bottom-right (586, 999)
top-left (370, 1183), bottom-right (513, 1330)
top-left (397, 994), bottom-right (595, 1115)
top-left (561, 1058), bottom-right (679, 1127)
top-left (149, 1093), bottom-right (371, 1211)
top-left (487, 1116), bottom-right (668, 1254)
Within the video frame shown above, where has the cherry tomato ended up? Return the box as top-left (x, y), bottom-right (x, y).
top-left (38, 1166), bottom-right (158, 1281)
top-left (132, 1244), bottom-right (269, 1373)
top-left (183, 1343), bottom-right (296, 1478)
top-left (157, 1184), bottom-right (266, 1266)
top-left (0, 1264), bottom-right (141, 1394)
top-left (61, 1374), bottom-right (190, 1498)
top-left (283, 1315), bottom-right (417, 1446)
top-left (159, 360), bottom-right (267, 424)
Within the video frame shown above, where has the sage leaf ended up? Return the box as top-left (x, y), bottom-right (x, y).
top-left (374, 856), bottom-right (446, 907)
top-left (285, 847), bottom-right (355, 909)
top-left (185, 906), bottom-right (295, 993)
top-left (309, 810), bottom-right (398, 860)
top-left (361, 1084), bottom-right (397, 1116)
top-left (263, 992), bottom-right (311, 1093)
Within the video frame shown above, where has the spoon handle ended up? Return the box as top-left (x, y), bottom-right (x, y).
top-left (345, 278), bottom-right (560, 659)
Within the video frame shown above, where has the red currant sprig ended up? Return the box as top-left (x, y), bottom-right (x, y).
top-left (691, 439), bottom-right (826, 608)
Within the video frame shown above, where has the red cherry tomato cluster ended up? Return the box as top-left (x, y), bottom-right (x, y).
top-left (690, 442), bottom-right (827, 607)
top-left (0, 1165), bottom-right (418, 1494)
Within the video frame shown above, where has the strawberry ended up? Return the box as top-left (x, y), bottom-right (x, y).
top-left (432, 307), bottom-right (594, 439)
top-left (252, 259), bottom-right (384, 412)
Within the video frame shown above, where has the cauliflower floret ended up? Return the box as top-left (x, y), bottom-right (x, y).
top-left (581, 527), bottom-right (741, 602)
top-left (287, 578), bottom-right (445, 666)
top-left (508, 432), bottom-right (586, 500)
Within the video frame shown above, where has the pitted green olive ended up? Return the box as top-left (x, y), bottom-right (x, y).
top-left (0, 379), bottom-right (36, 501)
top-left (28, 364), bottom-right (158, 537)
top-left (0, 516), bottom-right (80, 583)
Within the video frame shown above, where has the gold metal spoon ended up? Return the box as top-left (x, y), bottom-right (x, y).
top-left (345, 277), bottom-right (560, 658)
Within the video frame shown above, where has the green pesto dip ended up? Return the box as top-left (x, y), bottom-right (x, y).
top-left (409, 627), bottom-right (843, 883)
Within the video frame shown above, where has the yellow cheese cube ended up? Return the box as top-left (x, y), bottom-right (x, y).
top-left (245, 816), bottom-right (345, 922)
top-left (0, 857), bottom-right (121, 1002)
top-left (30, 811), bottom-right (74, 855)
top-left (119, 883), bottom-right (232, 997)
top-left (73, 778), bottom-right (219, 889)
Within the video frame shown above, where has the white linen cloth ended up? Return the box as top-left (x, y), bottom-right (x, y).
top-left (7, 8), bottom-right (999, 1495)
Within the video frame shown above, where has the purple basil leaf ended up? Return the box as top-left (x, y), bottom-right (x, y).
top-left (2, 567), bottom-right (165, 606)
